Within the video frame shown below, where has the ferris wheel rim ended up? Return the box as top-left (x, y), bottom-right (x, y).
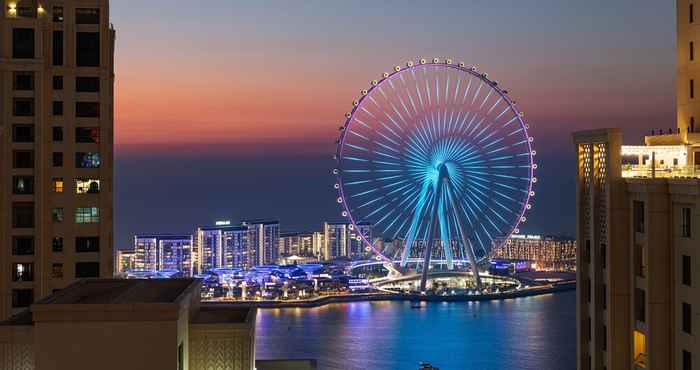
top-left (333, 59), bottom-right (536, 263)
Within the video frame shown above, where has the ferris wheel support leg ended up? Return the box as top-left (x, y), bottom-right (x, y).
top-left (419, 183), bottom-right (444, 293)
top-left (445, 181), bottom-right (483, 290)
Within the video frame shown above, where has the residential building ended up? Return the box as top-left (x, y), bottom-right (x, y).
top-left (322, 222), bottom-right (372, 260)
top-left (196, 224), bottom-right (250, 273)
top-left (243, 219), bottom-right (279, 266)
top-left (279, 232), bottom-right (315, 260)
top-left (574, 2), bottom-right (700, 370)
top-left (0, 0), bottom-right (115, 320)
top-left (0, 278), bottom-right (256, 370)
top-left (491, 235), bottom-right (576, 271)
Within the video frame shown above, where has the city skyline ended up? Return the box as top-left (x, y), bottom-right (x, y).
top-left (112, 0), bottom-right (676, 249)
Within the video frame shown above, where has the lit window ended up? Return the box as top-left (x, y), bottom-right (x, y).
top-left (634, 331), bottom-right (647, 368)
top-left (52, 178), bottom-right (64, 193)
top-left (75, 207), bottom-right (100, 224)
top-left (52, 237), bottom-right (64, 252)
top-left (75, 152), bottom-right (101, 168)
top-left (12, 263), bottom-right (34, 282)
top-left (51, 263), bottom-right (63, 279)
top-left (52, 208), bottom-right (64, 223)
top-left (76, 179), bottom-right (100, 194)
top-left (75, 127), bottom-right (100, 143)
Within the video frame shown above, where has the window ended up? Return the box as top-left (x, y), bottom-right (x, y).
top-left (52, 237), bottom-right (64, 252)
top-left (76, 127), bottom-right (100, 143)
top-left (75, 262), bottom-right (100, 278)
top-left (634, 331), bottom-right (647, 368)
top-left (684, 255), bottom-right (692, 286)
top-left (692, 3), bottom-right (696, 23)
top-left (13, 28), bottom-right (35, 59)
top-left (52, 208), bottom-right (64, 223)
top-left (692, 116), bottom-right (696, 133)
top-left (76, 32), bottom-right (100, 67)
top-left (76, 237), bottom-right (99, 252)
top-left (602, 284), bottom-right (607, 310)
top-left (692, 42), bottom-right (695, 61)
top-left (585, 240), bottom-right (591, 263)
top-left (76, 207), bottom-right (100, 224)
top-left (12, 176), bottom-right (34, 195)
top-left (52, 178), bottom-right (64, 193)
top-left (53, 101), bottom-right (63, 116)
top-left (692, 79), bottom-right (695, 99)
top-left (635, 288), bottom-right (646, 323)
top-left (52, 127), bottom-right (63, 142)
top-left (684, 302), bottom-right (693, 334)
top-left (13, 150), bottom-right (34, 168)
top-left (12, 236), bottom-right (34, 256)
top-left (13, 98), bottom-right (34, 116)
top-left (76, 8), bottom-right (100, 24)
top-left (11, 289), bottom-right (33, 308)
top-left (76, 179), bottom-right (100, 194)
top-left (13, 72), bottom-right (34, 90)
top-left (634, 201), bottom-right (645, 233)
top-left (52, 152), bottom-right (63, 167)
top-left (53, 31), bottom-right (63, 66)
top-left (53, 6), bottom-right (64, 22)
top-left (12, 263), bottom-right (34, 282)
top-left (586, 278), bottom-right (591, 303)
top-left (178, 343), bottom-right (184, 370)
top-left (53, 75), bottom-right (63, 90)
top-left (635, 244), bottom-right (647, 277)
top-left (13, 202), bottom-right (34, 228)
top-left (16, 6), bottom-right (36, 18)
top-left (75, 152), bottom-right (101, 168)
top-left (76, 102), bottom-right (100, 117)
top-left (12, 125), bottom-right (34, 143)
top-left (684, 350), bottom-right (692, 370)
top-left (51, 264), bottom-right (63, 279)
top-left (602, 325), bottom-right (607, 351)
top-left (682, 207), bottom-right (692, 238)
top-left (76, 77), bottom-right (100, 92)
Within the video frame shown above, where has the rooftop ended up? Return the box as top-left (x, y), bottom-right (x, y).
top-left (36, 279), bottom-right (198, 305)
top-left (191, 305), bottom-right (252, 325)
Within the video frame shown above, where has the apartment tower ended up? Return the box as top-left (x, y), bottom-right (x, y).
top-left (0, 0), bottom-right (114, 320)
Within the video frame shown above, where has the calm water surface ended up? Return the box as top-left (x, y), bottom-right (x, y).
top-left (256, 290), bottom-right (576, 370)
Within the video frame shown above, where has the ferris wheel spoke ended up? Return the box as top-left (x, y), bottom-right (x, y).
top-left (493, 106), bottom-right (510, 121)
top-left (486, 96), bottom-right (504, 116)
top-left (471, 81), bottom-right (484, 106)
top-left (478, 89), bottom-right (494, 110)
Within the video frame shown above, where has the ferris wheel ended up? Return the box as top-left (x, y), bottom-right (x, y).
top-left (333, 58), bottom-right (536, 290)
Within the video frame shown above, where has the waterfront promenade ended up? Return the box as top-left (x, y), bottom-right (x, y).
top-left (206, 281), bottom-right (576, 309)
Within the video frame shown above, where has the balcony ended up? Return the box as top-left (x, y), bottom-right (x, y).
top-left (622, 164), bottom-right (700, 179)
top-left (621, 145), bottom-right (700, 179)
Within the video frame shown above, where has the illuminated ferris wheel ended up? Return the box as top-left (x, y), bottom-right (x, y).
top-left (333, 58), bottom-right (536, 289)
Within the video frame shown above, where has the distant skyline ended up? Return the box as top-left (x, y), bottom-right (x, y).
top-left (113, 0), bottom-right (675, 248)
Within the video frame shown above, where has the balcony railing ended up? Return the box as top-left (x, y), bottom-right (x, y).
top-left (622, 164), bottom-right (700, 179)
top-left (633, 353), bottom-right (647, 369)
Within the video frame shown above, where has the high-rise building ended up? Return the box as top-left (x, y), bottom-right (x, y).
top-left (322, 222), bottom-right (372, 260)
top-left (243, 219), bottom-right (279, 266)
top-left (196, 224), bottom-right (250, 273)
top-left (312, 231), bottom-right (324, 260)
top-left (133, 234), bottom-right (193, 276)
top-left (279, 231), bottom-right (316, 260)
top-left (574, 3), bottom-right (700, 370)
top-left (0, 0), bottom-right (115, 320)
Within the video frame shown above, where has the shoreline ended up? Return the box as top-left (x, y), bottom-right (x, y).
top-left (205, 281), bottom-right (576, 309)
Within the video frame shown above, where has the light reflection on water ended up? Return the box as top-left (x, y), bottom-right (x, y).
top-left (256, 291), bottom-right (576, 370)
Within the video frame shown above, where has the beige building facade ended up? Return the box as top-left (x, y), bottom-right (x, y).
top-left (0, 279), bottom-right (257, 370)
top-left (0, 0), bottom-right (115, 320)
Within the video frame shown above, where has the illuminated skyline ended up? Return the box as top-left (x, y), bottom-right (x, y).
top-left (113, 0), bottom-right (676, 248)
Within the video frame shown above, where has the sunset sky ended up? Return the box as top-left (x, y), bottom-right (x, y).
top-left (112, 0), bottom-right (676, 248)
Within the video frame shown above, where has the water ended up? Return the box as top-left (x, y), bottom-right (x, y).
top-left (256, 291), bottom-right (576, 370)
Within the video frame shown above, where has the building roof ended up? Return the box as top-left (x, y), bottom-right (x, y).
top-left (134, 234), bottom-right (193, 240)
top-left (35, 279), bottom-right (198, 305)
top-left (191, 305), bottom-right (252, 325)
top-left (197, 225), bottom-right (248, 232)
top-left (241, 218), bottom-right (280, 225)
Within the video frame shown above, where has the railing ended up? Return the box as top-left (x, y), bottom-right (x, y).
top-left (633, 353), bottom-right (647, 368)
top-left (622, 164), bottom-right (700, 179)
